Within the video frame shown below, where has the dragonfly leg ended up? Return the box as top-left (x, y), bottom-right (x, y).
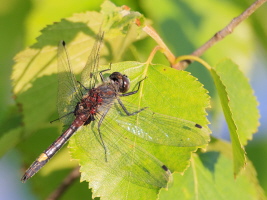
top-left (77, 80), bottom-right (89, 91)
top-left (120, 77), bottom-right (147, 97)
top-left (117, 97), bottom-right (147, 116)
top-left (97, 108), bottom-right (110, 162)
top-left (99, 63), bottom-right (112, 82)
top-left (50, 111), bottom-right (74, 123)
top-left (78, 63), bottom-right (112, 91)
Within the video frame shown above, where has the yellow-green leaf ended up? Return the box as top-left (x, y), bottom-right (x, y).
top-left (159, 138), bottom-right (265, 200)
top-left (210, 59), bottom-right (260, 176)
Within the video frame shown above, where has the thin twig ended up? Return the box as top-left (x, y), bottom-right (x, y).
top-left (46, 167), bottom-right (80, 200)
top-left (174, 0), bottom-right (267, 70)
top-left (146, 46), bottom-right (163, 64)
top-left (142, 25), bottom-right (176, 64)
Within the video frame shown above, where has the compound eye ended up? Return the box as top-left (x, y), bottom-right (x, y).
top-left (120, 75), bottom-right (130, 93)
top-left (109, 72), bottom-right (130, 93)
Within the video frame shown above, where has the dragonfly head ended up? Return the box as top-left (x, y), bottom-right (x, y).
top-left (109, 72), bottom-right (130, 93)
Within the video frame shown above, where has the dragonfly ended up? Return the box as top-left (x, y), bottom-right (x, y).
top-left (21, 30), bottom-right (210, 188)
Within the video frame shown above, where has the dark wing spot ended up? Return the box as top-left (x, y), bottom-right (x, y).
top-left (195, 124), bottom-right (202, 129)
top-left (162, 165), bottom-right (169, 171)
top-left (62, 40), bottom-right (66, 46)
top-left (142, 167), bottom-right (150, 174)
top-left (182, 125), bottom-right (191, 131)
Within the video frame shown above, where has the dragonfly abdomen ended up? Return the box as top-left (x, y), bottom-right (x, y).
top-left (21, 115), bottom-right (88, 182)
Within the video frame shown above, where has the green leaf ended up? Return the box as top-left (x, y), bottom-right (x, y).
top-left (247, 137), bottom-right (267, 195)
top-left (159, 138), bottom-right (266, 200)
top-left (0, 127), bottom-right (22, 157)
top-left (69, 61), bottom-right (210, 199)
top-left (0, 105), bottom-right (23, 156)
top-left (210, 59), bottom-right (260, 175)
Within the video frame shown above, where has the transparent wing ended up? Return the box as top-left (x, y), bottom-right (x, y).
top-left (112, 101), bottom-right (210, 147)
top-left (74, 107), bottom-right (173, 189)
top-left (81, 30), bottom-right (104, 89)
top-left (57, 41), bottom-right (82, 125)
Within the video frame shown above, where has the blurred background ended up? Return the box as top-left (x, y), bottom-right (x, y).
top-left (0, 0), bottom-right (266, 199)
